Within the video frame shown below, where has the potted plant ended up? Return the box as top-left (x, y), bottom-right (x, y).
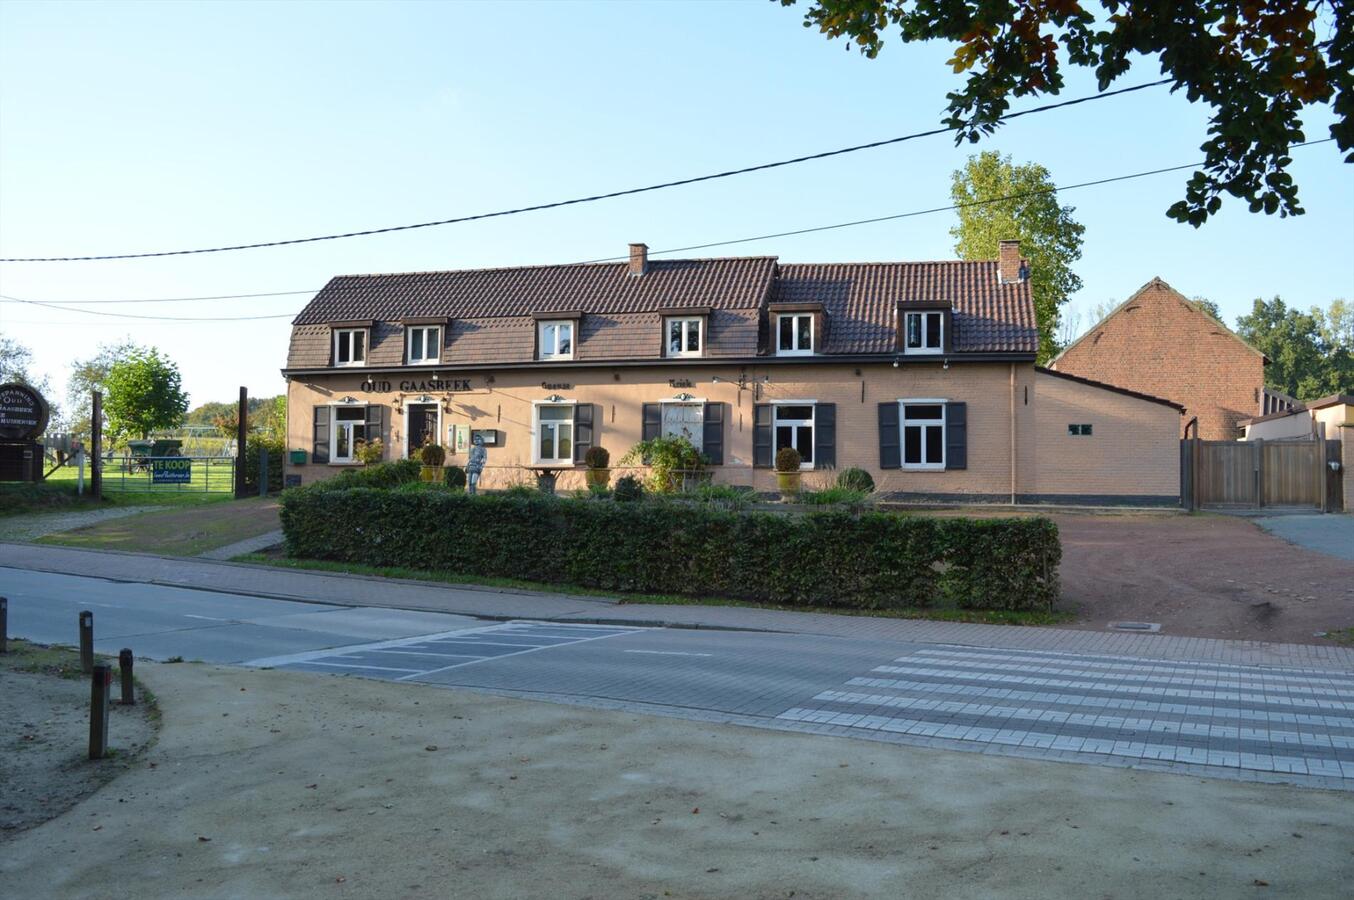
top-left (355, 437), bottom-right (384, 466)
top-left (419, 440), bottom-right (447, 483)
top-left (776, 446), bottom-right (803, 500)
top-left (583, 446), bottom-right (611, 489)
top-left (619, 435), bottom-right (705, 493)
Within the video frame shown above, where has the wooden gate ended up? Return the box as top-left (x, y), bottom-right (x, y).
top-left (1184, 438), bottom-right (1329, 510)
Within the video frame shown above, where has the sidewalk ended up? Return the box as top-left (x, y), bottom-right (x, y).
top-left (3, 541), bottom-right (1352, 671)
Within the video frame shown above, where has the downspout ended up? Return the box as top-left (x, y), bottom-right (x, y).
top-left (1009, 363), bottom-right (1017, 505)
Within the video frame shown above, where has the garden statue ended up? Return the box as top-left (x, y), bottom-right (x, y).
top-left (466, 433), bottom-right (486, 495)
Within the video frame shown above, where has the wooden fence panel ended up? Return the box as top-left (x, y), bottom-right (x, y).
top-left (1187, 439), bottom-right (1323, 509)
top-left (1196, 440), bottom-right (1258, 507)
top-left (1263, 441), bottom-right (1320, 507)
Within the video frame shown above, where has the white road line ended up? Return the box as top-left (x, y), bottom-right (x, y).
top-left (623, 650), bottom-right (713, 657)
top-left (183, 614), bottom-right (233, 622)
top-left (396, 629), bottom-right (634, 681)
top-left (366, 649), bottom-right (488, 659)
top-left (296, 661), bottom-right (421, 673)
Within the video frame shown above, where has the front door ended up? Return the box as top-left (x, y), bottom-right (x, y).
top-left (407, 404), bottom-right (438, 457)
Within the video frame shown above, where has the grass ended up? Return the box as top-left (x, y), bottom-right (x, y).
top-left (234, 552), bottom-right (1072, 626)
top-left (0, 481), bottom-right (104, 517)
top-left (0, 638), bottom-right (101, 679)
top-left (1323, 627), bottom-right (1354, 646)
top-left (38, 497), bottom-right (280, 556)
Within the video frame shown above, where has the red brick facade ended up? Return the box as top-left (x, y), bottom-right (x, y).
top-left (1050, 278), bottom-right (1265, 440)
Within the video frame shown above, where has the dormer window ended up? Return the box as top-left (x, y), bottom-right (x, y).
top-left (666, 317), bottom-right (703, 357)
top-left (538, 320), bottom-right (574, 360)
top-left (333, 328), bottom-right (367, 367)
top-left (776, 313), bottom-right (813, 356)
top-left (407, 325), bottom-right (441, 365)
top-left (905, 311), bottom-right (944, 354)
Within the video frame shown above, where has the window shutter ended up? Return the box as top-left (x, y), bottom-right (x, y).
top-left (641, 403), bottom-right (661, 442)
top-left (364, 404), bottom-right (384, 446)
top-left (574, 403), bottom-right (594, 464)
top-left (945, 401), bottom-right (967, 470)
top-left (702, 402), bottom-right (725, 466)
top-left (312, 407), bottom-right (330, 464)
top-left (814, 403), bottom-right (836, 469)
top-left (878, 402), bottom-right (900, 470)
top-left (753, 404), bottom-right (773, 468)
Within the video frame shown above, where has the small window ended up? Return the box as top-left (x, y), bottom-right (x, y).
top-left (333, 329), bottom-right (367, 367)
top-left (661, 401), bottom-right (704, 451)
top-left (535, 403), bottom-right (575, 464)
top-left (407, 325), bottom-right (441, 365)
top-left (538, 320), bottom-right (574, 360)
top-left (666, 318), bottom-right (703, 357)
top-left (904, 311), bottom-right (944, 354)
top-left (1068, 424), bottom-right (1093, 436)
top-left (901, 401), bottom-right (945, 469)
top-left (773, 403), bottom-right (815, 467)
top-left (332, 406), bottom-right (367, 462)
top-left (776, 313), bottom-right (813, 356)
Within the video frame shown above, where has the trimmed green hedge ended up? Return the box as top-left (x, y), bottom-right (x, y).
top-left (280, 487), bottom-right (1061, 611)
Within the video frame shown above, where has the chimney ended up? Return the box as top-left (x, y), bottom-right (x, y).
top-left (997, 239), bottom-right (1025, 284)
top-left (628, 242), bottom-right (648, 277)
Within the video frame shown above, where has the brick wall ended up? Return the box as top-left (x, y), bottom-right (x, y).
top-left (1052, 278), bottom-right (1264, 440)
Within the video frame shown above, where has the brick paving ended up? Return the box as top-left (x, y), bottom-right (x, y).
top-left (197, 528), bottom-right (284, 560)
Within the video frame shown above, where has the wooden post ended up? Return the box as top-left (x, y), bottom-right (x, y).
top-left (259, 447), bottom-right (268, 497)
top-left (0, 596), bottom-right (7, 654)
top-left (1192, 436), bottom-right (1201, 511)
top-left (89, 664), bottom-right (111, 760)
top-left (235, 386), bottom-right (248, 500)
top-left (118, 648), bottom-right (135, 705)
top-left (79, 610), bottom-right (94, 674)
top-left (1255, 438), bottom-right (1265, 508)
top-left (1318, 432), bottom-right (1328, 513)
top-left (90, 391), bottom-right (103, 500)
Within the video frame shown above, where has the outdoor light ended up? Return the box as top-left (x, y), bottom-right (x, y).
top-left (892, 359), bottom-right (900, 369)
top-left (340, 396), bottom-right (358, 404)
top-left (942, 358), bottom-right (950, 370)
top-left (416, 394), bottom-right (434, 403)
top-left (546, 394), bottom-right (564, 403)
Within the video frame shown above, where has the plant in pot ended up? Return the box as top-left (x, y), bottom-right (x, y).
top-left (355, 437), bottom-right (384, 467)
top-left (775, 446), bottom-right (803, 501)
top-left (418, 439), bottom-right (447, 483)
top-left (583, 446), bottom-right (611, 489)
top-left (619, 435), bottom-right (706, 493)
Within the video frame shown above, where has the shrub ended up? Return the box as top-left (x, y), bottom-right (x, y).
top-left (801, 487), bottom-right (869, 506)
top-left (584, 446), bottom-right (610, 469)
top-left (444, 465), bottom-right (467, 490)
top-left (775, 446), bottom-right (802, 473)
top-left (355, 438), bottom-right (385, 466)
top-left (312, 458), bottom-right (420, 491)
top-left (420, 442), bottom-right (446, 466)
top-left (502, 484), bottom-right (538, 498)
top-left (281, 488), bottom-right (1061, 611)
top-left (835, 467), bottom-right (875, 493)
top-left (613, 474), bottom-right (644, 502)
top-left (619, 435), bottom-right (705, 493)
top-left (242, 435), bottom-right (285, 494)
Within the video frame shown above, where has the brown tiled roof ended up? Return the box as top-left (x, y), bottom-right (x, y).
top-left (773, 261), bottom-right (1037, 354)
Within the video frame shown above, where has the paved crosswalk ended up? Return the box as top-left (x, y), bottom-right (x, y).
top-left (777, 645), bottom-right (1354, 782)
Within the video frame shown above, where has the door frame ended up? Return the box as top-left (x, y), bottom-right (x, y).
top-left (403, 402), bottom-right (443, 458)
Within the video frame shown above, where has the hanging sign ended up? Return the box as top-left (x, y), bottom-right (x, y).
top-left (0, 383), bottom-right (49, 441)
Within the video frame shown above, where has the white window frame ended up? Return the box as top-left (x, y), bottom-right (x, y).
top-left (665, 317), bottom-right (703, 358)
top-left (333, 328), bottom-right (368, 368)
top-left (406, 325), bottom-right (442, 365)
top-left (904, 311), bottom-right (944, 355)
top-left (532, 399), bottom-right (577, 465)
top-left (402, 401), bottom-right (443, 459)
top-left (660, 398), bottom-right (706, 450)
top-left (775, 313), bottom-right (814, 356)
top-left (899, 399), bottom-right (946, 470)
top-left (328, 403), bottom-right (370, 464)
top-left (537, 320), bottom-right (575, 360)
top-left (772, 400), bottom-right (816, 470)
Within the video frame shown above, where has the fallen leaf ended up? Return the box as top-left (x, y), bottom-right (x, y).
top-left (306, 784), bottom-right (318, 789)
top-left (336, 876), bottom-right (346, 884)
top-left (1253, 880), bottom-right (1269, 887)
top-left (93, 825), bottom-right (103, 831)
top-left (197, 836), bottom-right (212, 842)
top-left (425, 746), bottom-right (438, 752)
top-left (692, 808), bottom-right (700, 814)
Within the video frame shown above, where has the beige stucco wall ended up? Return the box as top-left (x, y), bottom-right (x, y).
top-left (1031, 372), bottom-right (1181, 498)
top-left (1244, 412), bottom-right (1316, 441)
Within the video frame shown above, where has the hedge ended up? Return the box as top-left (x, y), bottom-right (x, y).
top-left (280, 486), bottom-right (1061, 611)
top-left (242, 436), bottom-right (285, 495)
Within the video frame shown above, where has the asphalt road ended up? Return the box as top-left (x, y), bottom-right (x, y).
top-left (4, 567), bottom-right (1352, 790)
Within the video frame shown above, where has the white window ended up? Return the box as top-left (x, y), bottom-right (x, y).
top-left (333, 329), bottom-right (367, 367)
top-left (776, 314), bottom-right (813, 356)
top-left (538, 320), bottom-right (574, 360)
top-left (535, 403), bottom-right (575, 464)
top-left (904, 311), bottom-right (944, 354)
top-left (773, 403), bottom-right (815, 468)
top-left (331, 406), bottom-right (368, 463)
top-left (666, 317), bottom-right (703, 357)
top-left (407, 325), bottom-right (441, 365)
top-left (661, 401), bottom-right (704, 451)
top-left (901, 401), bottom-right (946, 469)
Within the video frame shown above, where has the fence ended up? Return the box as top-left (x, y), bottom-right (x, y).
top-left (1181, 438), bottom-right (1333, 511)
top-left (97, 455), bottom-right (236, 494)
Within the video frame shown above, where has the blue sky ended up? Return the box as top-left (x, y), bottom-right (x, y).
top-left (2, 0), bottom-right (1350, 409)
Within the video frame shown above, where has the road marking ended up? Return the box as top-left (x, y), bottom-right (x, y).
top-left (623, 650), bottom-right (713, 658)
top-left (298, 661), bottom-right (421, 673)
top-left (397, 626), bottom-right (635, 681)
top-left (183, 614), bottom-right (232, 622)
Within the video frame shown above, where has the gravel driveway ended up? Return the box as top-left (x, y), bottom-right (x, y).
top-left (0, 507), bottom-right (156, 542)
top-left (1255, 514), bottom-right (1354, 562)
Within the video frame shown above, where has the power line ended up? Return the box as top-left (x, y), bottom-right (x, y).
top-left (0, 295), bottom-right (297, 321)
top-left (0, 79), bottom-right (1172, 263)
top-left (14, 289), bottom-right (319, 305)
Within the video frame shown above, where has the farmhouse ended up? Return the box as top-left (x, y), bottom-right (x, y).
top-left (282, 242), bottom-right (1182, 505)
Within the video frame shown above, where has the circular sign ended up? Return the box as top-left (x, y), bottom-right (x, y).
top-left (0, 383), bottom-right (50, 441)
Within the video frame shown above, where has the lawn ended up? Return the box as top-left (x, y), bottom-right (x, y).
top-left (39, 497), bottom-right (281, 556)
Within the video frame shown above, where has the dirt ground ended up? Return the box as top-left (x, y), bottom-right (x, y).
top-left (1053, 513), bottom-right (1354, 643)
top-left (0, 643), bottom-right (158, 838)
top-left (2, 662), bottom-right (1352, 899)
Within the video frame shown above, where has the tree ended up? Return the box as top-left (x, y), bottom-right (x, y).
top-left (780, 0), bottom-right (1352, 225)
top-left (67, 339), bottom-right (141, 442)
top-left (1, 331), bottom-right (38, 385)
top-left (951, 151), bottom-right (1084, 362)
top-left (102, 348), bottom-right (190, 442)
top-left (1191, 296), bottom-right (1223, 320)
top-left (1236, 297), bottom-right (1352, 401)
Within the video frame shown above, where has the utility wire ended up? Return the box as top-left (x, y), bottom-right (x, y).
top-left (0, 295), bottom-right (296, 320)
top-left (0, 79), bottom-right (1172, 263)
top-left (15, 289), bottom-right (320, 305)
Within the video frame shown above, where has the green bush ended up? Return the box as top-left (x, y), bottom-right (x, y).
top-left (419, 442), bottom-right (446, 466)
top-left (243, 436), bottom-right (285, 494)
top-left (835, 467), bottom-right (875, 493)
top-left (613, 474), bottom-right (644, 502)
top-left (619, 435), bottom-right (704, 493)
top-left (280, 489), bottom-right (1060, 611)
top-left (775, 446), bottom-right (802, 472)
top-left (801, 487), bottom-right (869, 506)
top-left (311, 458), bottom-right (420, 492)
top-left (584, 446), bottom-right (610, 469)
top-left (445, 465), bottom-right (467, 490)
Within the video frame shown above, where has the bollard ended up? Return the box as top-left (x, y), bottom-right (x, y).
top-left (118, 649), bottom-right (135, 705)
top-left (79, 610), bottom-right (94, 674)
top-left (0, 596), bottom-right (7, 654)
top-left (90, 663), bottom-right (112, 760)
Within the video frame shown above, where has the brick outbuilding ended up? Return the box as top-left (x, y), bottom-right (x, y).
top-left (1049, 277), bottom-right (1265, 440)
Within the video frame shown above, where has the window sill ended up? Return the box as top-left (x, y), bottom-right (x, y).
top-left (903, 349), bottom-right (943, 356)
top-left (902, 465), bottom-right (946, 472)
top-left (333, 362), bottom-right (367, 368)
top-left (328, 461), bottom-right (365, 466)
top-left (407, 360), bottom-right (441, 366)
top-left (775, 350), bottom-right (814, 357)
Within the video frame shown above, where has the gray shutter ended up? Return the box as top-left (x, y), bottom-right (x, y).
top-left (364, 404), bottom-right (384, 449)
top-left (753, 404), bottom-right (773, 468)
top-left (641, 403), bottom-right (661, 442)
top-left (312, 407), bottom-right (330, 464)
top-left (945, 401), bottom-right (967, 470)
top-left (574, 403), bottom-right (594, 463)
top-left (814, 403), bottom-right (836, 470)
top-left (702, 402), bottom-right (725, 466)
top-left (878, 402), bottom-right (900, 470)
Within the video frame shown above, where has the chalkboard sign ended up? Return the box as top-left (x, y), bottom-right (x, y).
top-left (0, 383), bottom-right (49, 441)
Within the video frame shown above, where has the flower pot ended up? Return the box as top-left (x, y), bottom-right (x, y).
top-left (420, 465), bottom-right (444, 483)
top-left (584, 467), bottom-right (610, 489)
top-left (536, 472), bottom-right (557, 494)
top-left (776, 470), bottom-right (802, 501)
